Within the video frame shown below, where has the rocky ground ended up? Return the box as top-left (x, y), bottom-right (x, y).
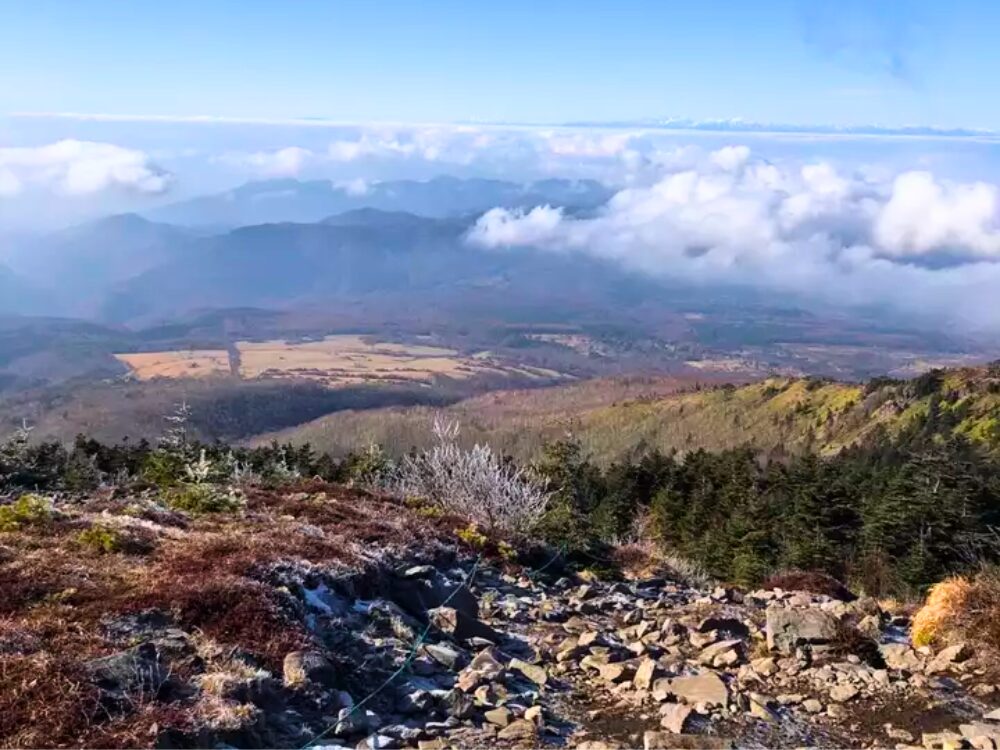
top-left (280, 560), bottom-right (1000, 750)
top-left (4, 484), bottom-right (1000, 749)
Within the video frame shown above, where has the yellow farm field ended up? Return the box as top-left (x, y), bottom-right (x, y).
top-left (236, 335), bottom-right (558, 386)
top-left (116, 335), bottom-right (565, 388)
top-left (115, 349), bottom-right (230, 380)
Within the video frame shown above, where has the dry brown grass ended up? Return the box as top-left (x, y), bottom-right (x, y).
top-left (117, 335), bottom-right (567, 390)
top-left (263, 373), bottom-right (726, 463)
top-left (115, 350), bottom-right (231, 380)
top-left (0, 480), bottom-right (478, 747)
top-left (237, 335), bottom-right (563, 387)
top-left (0, 652), bottom-right (101, 748)
top-left (911, 568), bottom-right (1000, 651)
top-left (609, 543), bottom-right (658, 578)
top-left (607, 538), bottom-right (712, 587)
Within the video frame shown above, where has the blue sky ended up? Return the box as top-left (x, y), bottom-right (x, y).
top-left (0, 0), bottom-right (996, 128)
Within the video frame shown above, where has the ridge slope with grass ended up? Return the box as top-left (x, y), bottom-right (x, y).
top-left (265, 364), bottom-right (1000, 463)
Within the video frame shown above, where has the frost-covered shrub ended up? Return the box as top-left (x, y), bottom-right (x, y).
top-left (389, 419), bottom-right (550, 534)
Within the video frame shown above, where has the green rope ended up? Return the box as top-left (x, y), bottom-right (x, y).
top-left (301, 543), bottom-right (567, 748)
top-left (301, 555), bottom-right (482, 749)
top-left (525, 542), bottom-right (567, 581)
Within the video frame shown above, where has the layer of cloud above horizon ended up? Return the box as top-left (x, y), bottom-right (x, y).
top-left (0, 140), bottom-right (170, 197)
top-left (6, 118), bottom-right (1000, 333)
top-left (468, 144), bottom-right (1000, 331)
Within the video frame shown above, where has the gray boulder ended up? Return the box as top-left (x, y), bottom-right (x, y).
top-left (766, 607), bottom-right (838, 654)
top-left (388, 569), bottom-right (478, 622)
top-left (283, 650), bottom-right (337, 688)
top-left (429, 605), bottom-right (498, 643)
top-left (85, 642), bottom-right (168, 706)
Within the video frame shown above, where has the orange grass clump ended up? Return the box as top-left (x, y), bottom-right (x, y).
top-left (911, 571), bottom-right (1000, 650)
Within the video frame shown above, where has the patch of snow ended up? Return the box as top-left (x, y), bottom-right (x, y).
top-left (302, 581), bottom-right (350, 616)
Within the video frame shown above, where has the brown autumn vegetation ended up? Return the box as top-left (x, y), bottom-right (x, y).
top-left (0, 481), bottom-right (479, 748)
top-left (911, 566), bottom-right (1000, 653)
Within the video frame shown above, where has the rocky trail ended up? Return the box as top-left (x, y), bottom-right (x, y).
top-left (102, 549), bottom-right (1000, 750)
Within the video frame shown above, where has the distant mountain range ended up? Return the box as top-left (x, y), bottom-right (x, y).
top-left (0, 176), bottom-right (621, 321)
top-left (148, 175), bottom-right (613, 228)
top-left (561, 118), bottom-right (1000, 139)
top-left (0, 264), bottom-right (41, 316)
top-left (98, 208), bottom-right (667, 324)
top-left (5, 214), bottom-right (195, 313)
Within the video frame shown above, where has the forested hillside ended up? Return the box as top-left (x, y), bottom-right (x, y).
top-left (7, 363), bottom-right (1000, 598)
top-left (270, 364), bottom-right (1000, 463)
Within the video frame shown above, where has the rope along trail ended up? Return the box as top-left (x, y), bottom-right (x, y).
top-left (301, 555), bottom-right (484, 749)
top-left (301, 544), bottom-right (566, 748)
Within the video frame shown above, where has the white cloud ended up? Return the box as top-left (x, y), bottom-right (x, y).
top-left (473, 205), bottom-right (566, 247)
top-left (874, 171), bottom-right (1000, 258)
top-left (337, 178), bottom-right (370, 196)
top-left (217, 146), bottom-right (314, 177)
top-left (540, 131), bottom-right (642, 159)
top-left (0, 140), bottom-right (170, 196)
top-left (326, 127), bottom-right (489, 164)
top-left (709, 145), bottom-right (751, 171)
top-left (0, 169), bottom-right (21, 197)
top-left (468, 145), bottom-right (1000, 329)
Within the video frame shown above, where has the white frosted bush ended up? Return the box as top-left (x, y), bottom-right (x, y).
top-left (390, 418), bottom-right (550, 534)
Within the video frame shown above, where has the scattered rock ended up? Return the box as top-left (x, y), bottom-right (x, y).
top-left (880, 643), bottom-right (924, 672)
top-left (696, 617), bottom-right (751, 639)
top-left (524, 705), bottom-right (543, 725)
top-left (282, 650), bottom-right (336, 688)
top-left (830, 684), bottom-right (859, 702)
top-left (484, 706), bottom-right (513, 727)
top-left (927, 643), bottom-right (973, 673)
top-left (497, 719), bottom-right (537, 741)
top-left (78, 543), bottom-right (997, 749)
top-left (442, 688), bottom-right (475, 719)
top-left (634, 657), bottom-right (659, 690)
top-left (886, 726), bottom-right (915, 742)
top-left (698, 639), bottom-right (743, 667)
top-left (397, 689), bottom-right (434, 715)
top-left (85, 643), bottom-right (168, 706)
top-left (644, 730), bottom-right (734, 749)
top-left (660, 703), bottom-right (694, 733)
top-left (423, 643), bottom-right (465, 671)
top-left (765, 607), bottom-right (838, 654)
top-left (668, 672), bottom-right (728, 707)
top-left (750, 656), bottom-right (778, 677)
top-left (922, 730), bottom-right (966, 749)
top-left (857, 614), bottom-right (882, 640)
top-left (429, 605), bottom-right (498, 643)
top-left (469, 647), bottom-right (505, 678)
top-left (802, 698), bottom-right (824, 714)
top-left (599, 662), bottom-right (635, 683)
top-left (509, 658), bottom-right (548, 686)
top-left (960, 723), bottom-right (1000, 744)
top-left (748, 692), bottom-right (776, 722)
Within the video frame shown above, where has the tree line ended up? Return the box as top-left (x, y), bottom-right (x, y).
top-left (3, 399), bottom-right (999, 598)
